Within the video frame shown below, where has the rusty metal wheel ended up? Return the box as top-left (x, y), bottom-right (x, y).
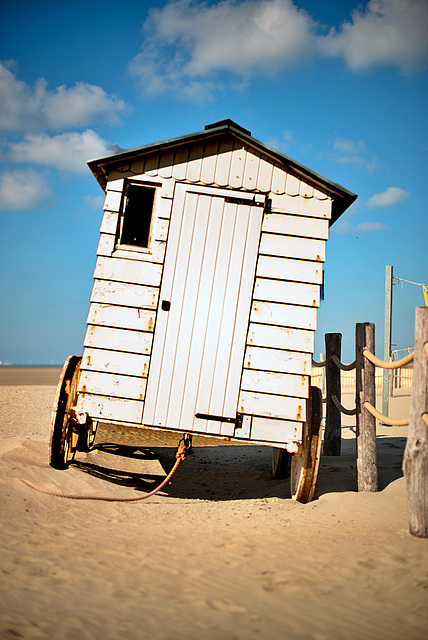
top-left (290, 386), bottom-right (323, 503)
top-left (77, 418), bottom-right (98, 453)
top-left (50, 355), bottom-right (82, 469)
top-left (271, 448), bottom-right (291, 478)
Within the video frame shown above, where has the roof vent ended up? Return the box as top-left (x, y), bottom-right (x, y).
top-left (205, 119), bottom-right (251, 136)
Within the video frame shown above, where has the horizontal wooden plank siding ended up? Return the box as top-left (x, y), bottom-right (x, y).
top-left (254, 278), bottom-right (320, 308)
top-left (250, 417), bottom-right (303, 444)
top-left (270, 193), bottom-right (331, 218)
top-left (259, 234), bottom-right (326, 262)
top-left (241, 369), bottom-right (309, 398)
top-left (79, 370), bottom-right (146, 400)
top-left (84, 325), bottom-right (153, 355)
top-left (262, 213), bottom-right (329, 239)
top-left (93, 256), bottom-right (162, 287)
top-left (256, 255), bottom-right (323, 284)
top-left (75, 393), bottom-right (143, 423)
top-left (100, 211), bottom-right (119, 235)
top-left (90, 280), bottom-right (159, 308)
top-left (250, 301), bottom-right (317, 330)
top-left (238, 391), bottom-right (306, 422)
top-left (81, 347), bottom-right (150, 378)
top-left (247, 324), bottom-right (314, 353)
top-left (86, 303), bottom-right (155, 332)
top-left (244, 346), bottom-right (311, 376)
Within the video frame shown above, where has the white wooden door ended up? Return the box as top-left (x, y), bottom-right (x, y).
top-left (143, 184), bottom-right (264, 432)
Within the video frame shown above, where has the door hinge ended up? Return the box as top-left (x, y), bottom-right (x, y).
top-left (195, 413), bottom-right (236, 423)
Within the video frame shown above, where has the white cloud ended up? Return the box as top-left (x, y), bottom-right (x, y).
top-left (130, 0), bottom-right (316, 99)
top-left (333, 219), bottom-right (387, 235)
top-left (330, 137), bottom-right (378, 172)
top-left (128, 0), bottom-right (428, 100)
top-left (9, 130), bottom-right (119, 173)
top-left (367, 186), bottom-right (409, 206)
top-left (334, 138), bottom-right (367, 155)
top-left (320, 0), bottom-right (428, 73)
top-left (0, 61), bottom-right (128, 132)
top-left (0, 168), bottom-right (54, 210)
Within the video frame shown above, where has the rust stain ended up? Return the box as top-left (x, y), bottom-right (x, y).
top-left (296, 405), bottom-right (303, 421)
top-left (86, 355), bottom-right (91, 366)
top-left (247, 361), bottom-right (251, 368)
top-left (316, 255), bottom-right (322, 261)
top-left (139, 394), bottom-right (144, 401)
top-left (81, 385), bottom-right (87, 392)
top-left (148, 317), bottom-right (154, 331)
top-left (142, 363), bottom-right (148, 375)
top-left (312, 300), bottom-right (317, 306)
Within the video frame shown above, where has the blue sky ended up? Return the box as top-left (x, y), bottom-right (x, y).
top-left (1, 0), bottom-right (427, 364)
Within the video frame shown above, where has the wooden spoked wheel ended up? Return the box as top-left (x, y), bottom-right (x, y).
top-left (50, 355), bottom-right (82, 469)
top-left (290, 386), bottom-right (323, 503)
top-left (271, 448), bottom-right (291, 479)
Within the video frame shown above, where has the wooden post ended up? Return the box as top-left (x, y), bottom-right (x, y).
top-left (356, 323), bottom-right (378, 491)
top-left (403, 307), bottom-right (428, 537)
top-left (324, 333), bottom-right (342, 456)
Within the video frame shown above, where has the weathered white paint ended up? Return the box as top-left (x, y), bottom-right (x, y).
top-left (247, 323), bottom-right (314, 353)
top-left (86, 303), bottom-right (155, 332)
top-left (84, 325), bottom-right (153, 355)
top-left (250, 301), bottom-right (317, 330)
top-left (99, 211), bottom-right (119, 235)
top-left (79, 370), bottom-right (146, 401)
top-left (93, 256), bottom-right (162, 287)
top-left (103, 190), bottom-right (122, 212)
top-left (117, 141), bottom-right (332, 204)
top-left (256, 255), bottom-right (323, 284)
top-left (82, 347), bottom-right (150, 378)
top-left (79, 133), bottom-right (343, 445)
top-left (143, 184), bottom-right (263, 429)
top-left (90, 280), bottom-right (159, 308)
top-left (259, 234), bottom-right (326, 262)
top-left (250, 417), bottom-right (303, 444)
top-left (254, 279), bottom-right (320, 308)
top-left (244, 346), bottom-right (311, 376)
top-left (263, 213), bottom-right (329, 240)
top-left (76, 393), bottom-right (143, 423)
top-left (96, 233), bottom-right (116, 257)
top-left (114, 241), bottom-right (166, 263)
top-left (241, 369), bottom-right (309, 398)
top-left (238, 391), bottom-right (306, 422)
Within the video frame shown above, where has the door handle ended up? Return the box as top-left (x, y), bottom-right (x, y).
top-left (161, 300), bottom-right (171, 311)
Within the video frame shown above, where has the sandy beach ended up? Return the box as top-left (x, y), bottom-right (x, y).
top-left (0, 369), bottom-right (427, 640)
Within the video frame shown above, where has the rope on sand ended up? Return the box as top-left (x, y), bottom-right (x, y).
top-left (22, 439), bottom-right (189, 502)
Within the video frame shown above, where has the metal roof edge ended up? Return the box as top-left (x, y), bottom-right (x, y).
top-left (88, 120), bottom-right (357, 222)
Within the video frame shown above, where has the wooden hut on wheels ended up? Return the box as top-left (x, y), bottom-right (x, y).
top-left (50, 119), bottom-right (357, 502)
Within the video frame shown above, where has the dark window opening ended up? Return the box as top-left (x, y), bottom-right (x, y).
top-left (120, 184), bottom-right (156, 248)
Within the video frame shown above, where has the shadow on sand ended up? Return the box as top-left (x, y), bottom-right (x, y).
top-left (71, 422), bottom-right (407, 502)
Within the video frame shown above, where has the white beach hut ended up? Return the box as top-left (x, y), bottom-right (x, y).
top-left (50, 119), bottom-right (357, 501)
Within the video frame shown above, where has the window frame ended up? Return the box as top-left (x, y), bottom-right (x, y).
top-left (115, 180), bottom-right (160, 253)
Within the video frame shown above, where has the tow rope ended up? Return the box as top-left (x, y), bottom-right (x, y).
top-left (22, 437), bottom-right (190, 502)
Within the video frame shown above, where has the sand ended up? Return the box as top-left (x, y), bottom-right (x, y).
top-left (0, 370), bottom-right (427, 640)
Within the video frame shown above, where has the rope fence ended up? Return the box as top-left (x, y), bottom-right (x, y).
top-left (312, 307), bottom-right (427, 537)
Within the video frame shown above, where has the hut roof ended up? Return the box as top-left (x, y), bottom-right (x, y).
top-left (88, 119), bottom-right (357, 224)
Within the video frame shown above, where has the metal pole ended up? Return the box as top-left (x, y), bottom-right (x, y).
top-left (383, 265), bottom-right (393, 418)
